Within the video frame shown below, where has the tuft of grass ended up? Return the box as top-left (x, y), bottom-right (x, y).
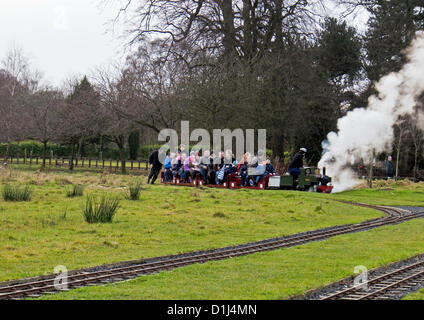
top-left (213, 212), bottom-right (227, 218)
top-left (65, 184), bottom-right (84, 198)
top-left (2, 185), bottom-right (33, 202)
top-left (83, 195), bottom-right (120, 223)
top-left (125, 181), bottom-right (143, 201)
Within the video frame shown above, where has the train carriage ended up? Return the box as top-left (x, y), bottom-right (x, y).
top-left (161, 167), bottom-right (334, 193)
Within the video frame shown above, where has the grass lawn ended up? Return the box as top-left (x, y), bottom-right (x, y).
top-left (0, 167), bottom-right (384, 282)
top-left (403, 290), bottom-right (424, 300)
top-left (37, 218), bottom-right (424, 300)
top-left (1, 166), bottom-right (424, 300)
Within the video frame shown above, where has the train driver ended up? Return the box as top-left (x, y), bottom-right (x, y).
top-left (288, 148), bottom-right (307, 180)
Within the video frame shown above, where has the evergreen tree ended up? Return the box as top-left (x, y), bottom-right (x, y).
top-left (128, 131), bottom-right (140, 160)
top-left (316, 17), bottom-right (363, 83)
top-left (365, 0), bottom-right (423, 82)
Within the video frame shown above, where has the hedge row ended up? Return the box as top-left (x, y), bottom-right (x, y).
top-left (0, 141), bottom-right (161, 160)
top-left (0, 141), bottom-right (273, 160)
top-left (0, 141), bottom-right (71, 158)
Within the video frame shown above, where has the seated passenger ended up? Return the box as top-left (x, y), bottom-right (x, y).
top-left (216, 166), bottom-right (226, 185)
top-left (255, 157), bottom-right (276, 185)
top-left (238, 153), bottom-right (249, 187)
top-left (208, 151), bottom-right (219, 184)
top-left (172, 151), bottom-right (182, 180)
top-left (178, 153), bottom-right (191, 182)
top-left (254, 160), bottom-right (267, 186)
top-left (189, 152), bottom-right (201, 181)
top-left (216, 151), bottom-right (235, 185)
top-left (199, 150), bottom-right (210, 183)
top-left (164, 152), bottom-right (173, 181)
top-left (289, 148), bottom-right (307, 180)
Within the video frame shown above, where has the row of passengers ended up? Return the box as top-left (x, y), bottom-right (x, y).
top-left (164, 150), bottom-right (233, 184)
top-left (164, 150), bottom-right (276, 186)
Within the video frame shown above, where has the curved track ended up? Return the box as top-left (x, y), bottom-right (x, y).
top-left (320, 260), bottom-right (424, 300)
top-left (0, 202), bottom-right (422, 300)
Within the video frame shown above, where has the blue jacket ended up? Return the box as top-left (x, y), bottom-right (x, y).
top-left (164, 156), bottom-right (172, 169)
top-left (265, 163), bottom-right (276, 174)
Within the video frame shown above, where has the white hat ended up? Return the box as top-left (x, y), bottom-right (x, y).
top-left (300, 148), bottom-right (307, 153)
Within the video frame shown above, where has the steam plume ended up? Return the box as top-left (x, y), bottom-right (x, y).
top-left (319, 32), bottom-right (424, 192)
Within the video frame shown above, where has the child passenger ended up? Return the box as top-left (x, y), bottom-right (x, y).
top-left (238, 153), bottom-right (249, 187)
top-left (178, 153), bottom-right (190, 182)
top-left (255, 157), bottom-right (276, 185)
top-left (189, 152), bottom-right (201, 181)
top-left (164, 152), bottom-right (173, 181)
top-left (172, 151), bottom-right (182, 180)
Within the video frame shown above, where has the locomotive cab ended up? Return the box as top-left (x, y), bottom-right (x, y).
top-left (297, 167), bottom-right (320, 191)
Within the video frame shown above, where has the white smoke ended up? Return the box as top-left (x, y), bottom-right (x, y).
top-left (319, 32), bottom-right (424, 192)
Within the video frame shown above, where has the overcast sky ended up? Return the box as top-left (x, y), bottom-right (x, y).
top-left (0, 0), bottom-right (124, 86)
top-left (0, 1), bottom-right (369, 87)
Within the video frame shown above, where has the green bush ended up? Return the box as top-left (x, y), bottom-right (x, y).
top-left (139, 145), bottom-right (162, 158)
top-left (83, 195), bottom-right (120, 223)
top-left (125, 181), bottom-right (143, 201)
top-left (0, 141), bottom-right (70, 158)
top-left (65, 184), bottom-right (84, 198)
top-left (2, 185), bottom-right (33, 202)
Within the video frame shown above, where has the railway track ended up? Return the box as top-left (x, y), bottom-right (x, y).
top-left (320, 259), bottom-right (424, 300)
top-left (0, 203), bottom-right (422, 300)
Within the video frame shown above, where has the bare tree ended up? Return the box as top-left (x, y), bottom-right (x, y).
top-left (25, 88), bottom-right (64, 169)
top-left (113, 0), bottom-right (328, 63)
top-left (94, 65), bottom-right (138, 173)
top-left (59, 76), bottom-right (104, 170)
top-left (0, 47), bottom-right (31, 160)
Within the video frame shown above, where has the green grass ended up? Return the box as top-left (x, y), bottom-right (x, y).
top-left (320, 183), bottom-right (424, 207)
top-left (7, 160), bottom-right (148, 173)
top-left (0, 168), bottom-right (384, 282)
top-left (403, 289), bottom-right (424, 300)
top-left (83, 195), bottom-right (120, 223)
top-left (2, 184), bottom-right (33, 202)
top-left (2, 167), bottom-right (424, 300)
top-left (125, 181), bottom-right (143, 201)
top-left (65, 184), bottom-right (84, 198)
top-left (38, 218), bottom-right (424, 300)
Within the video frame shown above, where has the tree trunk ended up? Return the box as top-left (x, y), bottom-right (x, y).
top-left (395, 132), bottom-right (402, 181)
top-left (4, 140), bottom-right (11, 164)
top-left (99, 135), bottom-right (104, 161)
top-left (274, 0), bottom-right (283, 46)
top-left (69, 143), bottom-right (75, 171)
top-left (119, 146), bottom-right (126, 174)
top-left (242, 0), bottom-right (253, 60)
top-left (414, 146), bottom-right (418, 180)
top-left (367, 151), bottom-right (375, 189)
top-left (42, 140), bottom-right (47, 170)
top-left (270, 131), bottom-right (285, 163)
top-left (220, 0), bottom-right (235, 58)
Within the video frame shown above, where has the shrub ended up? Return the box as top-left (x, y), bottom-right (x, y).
top-left (2, 185), bottom-right (33, 202)
top-left (66, 184), bottom-right (84, 198)
top-left (83, 195), bottom-right (120, 223)
top-left (125, 181), bottom-right (143, 201)
top-left (0, 140), bottom-right (70, 158)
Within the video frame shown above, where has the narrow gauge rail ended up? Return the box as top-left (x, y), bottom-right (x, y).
top-left (320, 260), bottom-right (424, 300)
top-left (0, 204), bottom-right (422, 300)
